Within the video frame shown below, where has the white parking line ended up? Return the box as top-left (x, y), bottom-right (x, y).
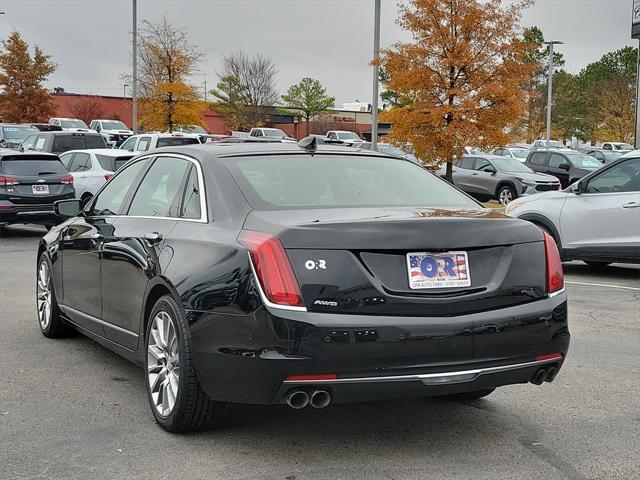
top-left (565, 281), bottom-right (640, 292)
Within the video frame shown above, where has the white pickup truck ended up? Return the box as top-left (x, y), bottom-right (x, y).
top-left (325, 130), bottom-right (364, 146)
top-left (600, 142), bottom-right (633, 151)
top-left (248, 128), bottom-right (296, 142)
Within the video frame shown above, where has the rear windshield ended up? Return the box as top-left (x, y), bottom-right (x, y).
top-left (156, 137), bottom-right (200, 148)
top-left (1, 157), bottom-right (67, 176)
top-left (60, 120), bottom-right (89, 129)
top-left (2, 125), bottom-right (36, 141)
top-left (223, 154), bottom-right (478, 209)
top-left (52, 135), bottom-right (106, 153)
top-left (95, 154), bottom-right (134, 172)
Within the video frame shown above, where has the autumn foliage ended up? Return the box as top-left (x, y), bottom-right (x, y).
top-left (0, 32), bottom-right (56, 122)
top-left (380, 0), bottom-right (536, 179)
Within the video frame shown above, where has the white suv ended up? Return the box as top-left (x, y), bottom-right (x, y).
top-left (49, 118), bottom-right (96, 133)
top-left (325, 130), bottom-right (363, 145)
top-left (59, 149), bottom-right (136, 203)
top-left (89, 119), bottom-right (133, 147)
top-left (119, 133), bottom-right (201, 153)
top-left (505, 155), bottom-right (640, 266)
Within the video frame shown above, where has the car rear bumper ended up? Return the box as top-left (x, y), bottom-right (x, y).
top-left (187, 291), bottom-right (569, 405)
top-left (0, 203), bottom-right (58, 223)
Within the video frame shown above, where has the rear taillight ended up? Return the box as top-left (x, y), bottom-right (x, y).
top-left (104, 174), bottom-right (113, 181)
top-left (0, 175), bottom-right (20, 186)
top-left (61, 175), bottom-right (74, 185)
top-left (543, 231), bottom-right (564, 293)
top-left (239, 230), bottom-right (304, 307)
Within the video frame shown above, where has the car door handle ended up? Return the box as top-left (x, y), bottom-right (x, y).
top-left (144, 232), bottom-right (163, 244)
top-left (472, 172), bottom-right (478, 176)
top-left (621, 202), bottom-right (640, 209)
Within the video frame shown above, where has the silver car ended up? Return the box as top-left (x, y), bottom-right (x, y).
top-left (442, 155), bottom-right (561, 205)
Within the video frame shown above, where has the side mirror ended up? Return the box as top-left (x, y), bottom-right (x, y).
top-left (559, 163), bottom-right (570, 171)
top-left (54, 199), bottom-right (82, 219)
top-left (573, 181), bottom-right (586, 194)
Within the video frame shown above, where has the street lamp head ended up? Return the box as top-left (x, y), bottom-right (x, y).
top-left (543, 40), bottom-right (564, 45)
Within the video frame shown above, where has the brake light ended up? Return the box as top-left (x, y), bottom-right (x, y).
top-left (0, 175), bottom-right (20, 186)
top-left (239, 230), bottom-right (304, 307)
top-left (536, 353), bottom-right (563, 361)
top-left (543, 231), bottom-right (564, 293)
top-left (104, 174), bottom-right (113, 181)
top-left (60, 175), bottom-right (74, 185)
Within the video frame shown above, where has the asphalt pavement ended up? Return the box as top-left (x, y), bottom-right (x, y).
top-left (1, 224), bottom-right (638, 480)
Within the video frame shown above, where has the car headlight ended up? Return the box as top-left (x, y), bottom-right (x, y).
top-left (515, 178), bottom-right (536, 188)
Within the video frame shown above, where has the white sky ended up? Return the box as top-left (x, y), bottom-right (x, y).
top-left (0, 0), bottom-right (634, 105)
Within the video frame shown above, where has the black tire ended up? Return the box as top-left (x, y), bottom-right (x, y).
top-left (144, 294), bottom-right (223, 433)
top-left (584, 261), bottom-right (611, 268)
top-left (497, 184), bottom-right (517, 206)
top-left (36, 253), bottom-right (71, 338)
top-left (440, 389), bottom-right (495, 401)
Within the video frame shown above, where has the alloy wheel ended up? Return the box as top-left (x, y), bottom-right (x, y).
top-left (147, 311), bottom-right (180, 417)
top-left (499, 187), bottom-right (514, 205)
top-left (37, 260), bottom-right (52, 330)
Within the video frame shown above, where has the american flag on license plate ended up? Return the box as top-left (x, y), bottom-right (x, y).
top-left (406, 251), bottom-right (471, 289)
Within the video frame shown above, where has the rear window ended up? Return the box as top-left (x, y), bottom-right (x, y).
top-left (1, 157), bottom-right (67, 176)
top-left (156, 137), bottom-right (200, 148)
top-left (2, 125), bottom-right (36, 141)
top-left (223, 154), bottom-right (478, 209)
top-left (96, 154), bottom-right (134, 172)
top-left (52, 135), bottom-right (106, 153)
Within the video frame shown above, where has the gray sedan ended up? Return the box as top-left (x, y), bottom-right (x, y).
top-left (440, 155), bottom-right (561, 205)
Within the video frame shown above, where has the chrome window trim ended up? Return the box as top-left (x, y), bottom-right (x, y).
top-left (88, 152), bottom-right (208, 223)
top-left (548, 286), bottom-right (566, 298)
top-left (282, 356), bottom-right (563, 386)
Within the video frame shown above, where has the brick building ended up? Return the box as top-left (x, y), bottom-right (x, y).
top-left (51, 92), bottom-right (387, 140)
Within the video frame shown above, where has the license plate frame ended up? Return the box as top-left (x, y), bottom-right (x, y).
top-left (32, 184), bottom-right (49, 195)
top-left (406, 251), bottom-right (471, 289)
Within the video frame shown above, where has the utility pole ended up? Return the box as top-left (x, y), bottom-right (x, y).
top-left (544, 41), bottom-right (563, 149)
top-left (371, 0), bottom-right (381, 150)
top-left (132, 0), bottom-right (138, 134)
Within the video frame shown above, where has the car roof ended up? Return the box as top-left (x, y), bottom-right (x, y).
top-left (527, 148), bottom-right (575, 153)
top-left (463, 154), bottom-right (506, 160)
top-left (149, 141), bottom-right (403, 160)
top-left (0, 149), bottom-right (59, 159)
top-left (36, 131), bottom-right (102, 136)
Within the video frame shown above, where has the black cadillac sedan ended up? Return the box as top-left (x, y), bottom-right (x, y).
top-left (37, 141), bottom-right (569, 432)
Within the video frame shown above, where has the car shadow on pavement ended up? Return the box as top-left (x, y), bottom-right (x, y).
top-left (563, 262), bottom-right (640, 281)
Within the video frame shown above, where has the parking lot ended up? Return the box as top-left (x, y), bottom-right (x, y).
top-left (0, 224), bottom-right (637, 480)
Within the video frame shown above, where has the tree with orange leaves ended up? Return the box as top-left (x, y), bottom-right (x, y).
top-left (380, 0), bottom-right (537, 182)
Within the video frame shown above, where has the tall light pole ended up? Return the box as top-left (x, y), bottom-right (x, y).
top-left (132, 0), bottom-right (138, 134)
top-left (544, 41), bottom-right (563, 148)
top-left (371, 0), bottom-right (381, 150)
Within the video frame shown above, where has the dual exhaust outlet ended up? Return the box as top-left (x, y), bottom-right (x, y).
top-left (285, 389), bottom-right (331, 409)
top-left (530, 365), bottom-right (559, 385)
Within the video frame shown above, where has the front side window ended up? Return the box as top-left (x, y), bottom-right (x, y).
top-left (548, 154), bottom-right (567, 168)
top-left (565, 154), bottom-right (603, 170)
top-left (585, 159), bottom-right (640, 193)
top-left (223, 154), bottom-right (479, 209)
top-left (22, 134), bottom-right (37, 150)
top-left (90, 159), bottom-right (149, 216)
top-left (460, 157), bottom-right (475, 169)
top-left (120, 136), bottom-right (137, 152)
top-left (127, 156), bottom-right (190, 217)
top-left (475, 158), bottom-right (494, 172)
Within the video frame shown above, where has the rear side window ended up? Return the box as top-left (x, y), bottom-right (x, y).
top-left (127, 156), bottom-right (191, 217)
top-left (90, 159), bottom-right (149, 216)
top-left (95, 154), bottom-right (116, 171)
top-left (69, 152), bottom-right (92, 172)
top-left (0, 157), bottom-right (67, 176)
top-left (460, 157), bottom-right (475, 169)
top-left (528, 152), bottom-right (547, 166)
top-left (223, 154), bottom-right (478, 209)
top-left (54, 135), bottom-right (105, 153)
top-left (156, 137), bottom-right (200, 147)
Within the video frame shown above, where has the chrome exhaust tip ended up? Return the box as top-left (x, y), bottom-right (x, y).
top-left (285, 390), bottom-right (309, 409)
top-left (309, 390), bottom-right (331, 409)
top-left (531, 369), bottom-right (547, 385)
top-left (546, 366), bottom-right (558, 383)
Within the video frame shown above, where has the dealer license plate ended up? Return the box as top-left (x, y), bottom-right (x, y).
top-left (407, 251), bottom-right (471, 289)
